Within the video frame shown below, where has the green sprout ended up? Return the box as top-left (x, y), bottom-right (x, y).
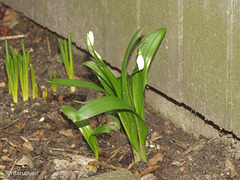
top-left (49, 71), bottom-right (57, 92)
top-left (58, 32), bottom-right (75, 92)
top-left (30, 64), bottom-right (38, 99)
top-left (49, 28), bottom-right (166, 162)
top-left (42, 87), bottom-right (48, 100)
top-left (4, 39), bottom-right (19, 103)
top-left (18, 40), bottom-right (30, 101)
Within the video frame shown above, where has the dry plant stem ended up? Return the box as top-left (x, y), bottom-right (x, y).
top-left (46, 36), bottom-right (52, 57)
top-left (7, 159), bottom-right (17, 178)
top-left (0, 34), bottom-right (25, 41)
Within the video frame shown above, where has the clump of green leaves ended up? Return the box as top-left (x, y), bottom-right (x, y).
top-left (5, 39), bottom-right (19, 103)
top-left (5, 39), bottom-right (38, 102)
top-left (49, 27), bottom-right (166, 162)
top-left (58, 33), bottom-right (75, 92)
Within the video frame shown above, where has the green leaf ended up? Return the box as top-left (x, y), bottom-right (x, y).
top-left (75, 96), bottom-right (135, 121)
top-left (61, 105), bottom-right (99, 159)
top-left (140, 28), bottom-right (166, 89)
top-left (48, 79), bottom-right (106, 93)
top-left (91, 125), bottom-right (113, 137)
top-left (83, 61), bottom-right (116, 96)
top-left (121, 27), bottom-right (145, 103)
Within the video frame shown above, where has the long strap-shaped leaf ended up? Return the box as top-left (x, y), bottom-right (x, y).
top-left (140, 28), bottom-right (166, 90)
top-left (83, 61), bottom-right (117, 96)
top-left (121, 27), bottom-right (145, 103)
top-left (48, 79), bottom-right (106, 93)
top-left (61, 105), bottom-right (99, 159)
top-left (75, 96), bottom-right (136, 121)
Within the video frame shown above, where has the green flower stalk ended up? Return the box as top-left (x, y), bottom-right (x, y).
top-left (49, 28), bottom-right (166, 162)
top-left (58, 33), bottom-right (75, 92)
top-left (4, 39), bottom-right (19, 103)
top-left (30, 64), bottom-right (38, 99)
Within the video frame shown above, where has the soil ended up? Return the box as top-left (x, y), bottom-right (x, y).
top-left (0, 7), bottom-right (240, 180)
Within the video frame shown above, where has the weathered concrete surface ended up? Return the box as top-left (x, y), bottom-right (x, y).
top-left (2, 0), bottom-right (240, 138)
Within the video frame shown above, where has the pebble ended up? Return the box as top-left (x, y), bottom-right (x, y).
top-left (50, 170), bottom-right (77, 180)
top-left (141, 173), bottom-right (158, 180)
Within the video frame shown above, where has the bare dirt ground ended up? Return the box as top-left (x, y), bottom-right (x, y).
top-left (0, 7), bottom-right (240, 180)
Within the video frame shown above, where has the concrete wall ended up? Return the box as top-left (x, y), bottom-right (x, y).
top-left (2, 0), bottom-right (240, 138)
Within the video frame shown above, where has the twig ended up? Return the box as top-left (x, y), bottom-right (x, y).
top-left (0, 118), bottom-right (20, 130)
top-left (0, 34), bottom-right (26, 41)
top-left (7, 159), bottom-right (17, 178)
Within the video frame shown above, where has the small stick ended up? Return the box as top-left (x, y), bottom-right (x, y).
top-left (7, 159), bottom-right (17, 178)
top-left (47, 36), bottom-right (52, 57)
top-left (0, 34), bottom-right (26, 41)
top-left (0, 118), bottom-right (20, 130)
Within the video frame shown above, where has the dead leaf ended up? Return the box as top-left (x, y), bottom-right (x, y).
top-left (225, 157), bottom-right (237, 178)
top-left (23, 141), bottom-right (34, 151)
top-left (0, 165), bottom-right (5, 171)
top-left (178, 166), bottom-right (187, 172)
top-left (0, 82), bottom-right (6, 88)
top-left (136, 165), bottom-right (161, 178)
top-left (148, 153), bottom-right (164, 166)
top-left (59, 129), bottom-right (74, 138)
top-left (16, 155), bottom-right (34, 168)
top-left (181, 138), bottom-right (207, 156)
top-left (150, 132), bottom-right (162, 142)
top-left (8, 141), bottom-right (20, 148)
top-left (58, 95), bottom-right (65, 103)
top-left (1, 156), bottom-right (13, 162)
top-left (171, 160), bottom-right (186, 167)
top-left (173, 139), bottom-right (188, 149)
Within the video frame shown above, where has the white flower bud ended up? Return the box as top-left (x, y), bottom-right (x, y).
top-left (136, 55), bottom-right (144, 70)
top-left (87, 31), bottom-right (94, 47)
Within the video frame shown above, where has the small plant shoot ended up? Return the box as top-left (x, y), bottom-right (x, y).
top-left (58, 33), bottom-right (75, 92)
top-left (4, 39), bottom-right (38, 102)
top-left (49, 28), bottom-right (166, 162)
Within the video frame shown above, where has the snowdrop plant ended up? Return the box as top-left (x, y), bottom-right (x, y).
top-left (49, 27), bottom-right (166, 162)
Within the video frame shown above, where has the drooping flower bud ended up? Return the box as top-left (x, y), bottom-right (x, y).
top-left (87, 31), bottom-right (94, 47)
top-left (136, 55), bottom-right (144, 70)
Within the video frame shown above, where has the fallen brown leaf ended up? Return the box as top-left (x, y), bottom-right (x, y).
top-left (136, 164), bottom-right (161, 178)
top-left (148, 153), bottom-right (164, 166)
top-left (16, 155), bottom-right (34, 168)
top-left (178, 166), bottom-right (187, 172)
top-left (1, 156), bottom-right (13, 162)
top-left (0, 165), bottom-right (5, 170)
top-left (59, 129), bottom-right (74, 138)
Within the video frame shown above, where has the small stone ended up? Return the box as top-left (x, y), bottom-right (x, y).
top-left (141, 173), bottom-right (158, 180)
top-left (50, 170), bottom-right (77, 180)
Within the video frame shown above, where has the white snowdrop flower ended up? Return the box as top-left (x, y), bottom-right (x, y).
top-left (87, 31), bottom-right (94, 46)
top-left (136, 55), bottom-right (144, 70)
